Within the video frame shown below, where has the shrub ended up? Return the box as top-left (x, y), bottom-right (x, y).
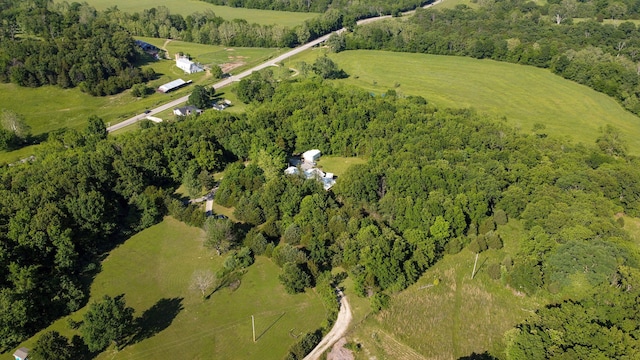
top-left (488, 263), bottom-right (501, 280)
top-left (494, 209), bottom-right (508, 225)
top-left (486, 231), bottom-right (504, 250)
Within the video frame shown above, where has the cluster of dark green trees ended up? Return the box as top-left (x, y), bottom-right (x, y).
top-left (0, 114), bottom-right (228, 350)
top-left (3, 72), bottom-right (640, 356)
top-left (104, 5), bottom-right (341, 48)
top-left (338, 1), bottom-right (640, 115)
top-left (0, 1), bottom-right (153, 95)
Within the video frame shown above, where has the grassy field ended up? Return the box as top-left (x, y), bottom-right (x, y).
top-left (69, 0), bottom-right (318, 26)
top-left (291, 49), bottom-right (640, 155)
top-left (347, 220), bottom-right (543, 359)
top-left (14, 217), bottom-right (326, 359)
top-left (0, 42), bottom-right (278, 162)
top-left (315, 156), bottom-right (367, 177)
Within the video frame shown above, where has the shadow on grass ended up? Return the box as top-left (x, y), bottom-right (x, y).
top-left (129, 297), bottom-right (184, 345)
top-left (256, 312), bottom-right (286, 341)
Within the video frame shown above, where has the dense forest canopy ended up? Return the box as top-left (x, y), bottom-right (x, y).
top-left (0, 1), bottom-right (153, 95)
top-left (3, 71), bottom-right (640, 355)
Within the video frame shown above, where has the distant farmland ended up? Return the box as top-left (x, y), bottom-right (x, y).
top-left (323, 50), bottom-right (640, 155)
top-left (67, 0), bottom-right (319, 26)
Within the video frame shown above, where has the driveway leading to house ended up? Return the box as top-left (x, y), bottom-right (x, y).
top-left (303, 289), bottom-right (352, 360)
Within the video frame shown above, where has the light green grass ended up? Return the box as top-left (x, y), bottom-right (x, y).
top-left (15, 217), bottom-right (325, 359)
top-left (432, 0), bottom-right (478, 10)
top-left (304, 50), bottom-right (640, 155)
top-left (315, 156), bottom-right (366, 177)
top-left (0, 42), bottom-right (276, 156)
top-left (71, 0), bottom-right (318, 26)
top-left (349, 220), bottom-right (542, 359)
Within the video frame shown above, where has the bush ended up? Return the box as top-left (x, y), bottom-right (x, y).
top-left (370, 292), bottom-right (390, 313)
top-left (285, 329), bottom-right (322, 360)
top-left (486, 231), bottom-right (503, 250)
top-left (445, 237), bottom-right (463, 254)
top-left (488, 263), bottom-right (501, 280)
top-left (479, 217), bottom-right (496, 234)
top-left (494, 209), bottom-right (508, 225)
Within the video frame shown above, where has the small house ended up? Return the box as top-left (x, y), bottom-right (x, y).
top-left (176, 55), bottom-right (204, 74)
top-left (302, 149), bottom-right (321, 164)
top-left (173, 106), bottom-right (203, 117)
top-left (284, 166), bottom-right (299, 175)
top-left (13, 347), bottom-right (29, 360)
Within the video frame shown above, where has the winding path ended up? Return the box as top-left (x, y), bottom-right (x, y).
top-left (303, 289), bottom-right (352, 360)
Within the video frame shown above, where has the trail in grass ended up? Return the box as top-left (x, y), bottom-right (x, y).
top-left (303, 289), bottom-right (352, 360)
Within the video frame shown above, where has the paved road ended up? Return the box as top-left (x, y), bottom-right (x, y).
top-left (106, 33), bottom-right (333, 133)
top-left (106, 0), bottom-right (443, 133)
top-left (303, 289), bottom-right (352, 360)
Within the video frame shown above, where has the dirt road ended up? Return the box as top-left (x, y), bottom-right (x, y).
top-left (303, 290), bottom-right (352, 360)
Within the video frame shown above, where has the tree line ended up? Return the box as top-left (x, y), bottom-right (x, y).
top-left (336, 1), bottom-right (640, 116)
top-left (0, 1), bottom-right (153, 96)
top-left (5, 74), bottom-right (640, 356)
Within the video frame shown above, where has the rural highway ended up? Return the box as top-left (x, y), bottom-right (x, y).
top-left (106, 0), bottom-right (442, 133)
top-left (303, 289), bottom-right (352, 360)
top-left (106, 33), bottom-right (333, 132)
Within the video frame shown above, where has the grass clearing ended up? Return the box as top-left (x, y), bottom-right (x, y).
top-left (305, 50), bottom-right (640, 155)
top-left (59, 0), bottom-right (318, 26)
top-left (347, 220), bottom-right (543, 359)
top-left (315, 156), bottom-right (367, 177)
top-left (15, 217), bottom-right (325, 359)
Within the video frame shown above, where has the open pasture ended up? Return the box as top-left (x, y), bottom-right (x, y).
top-left (317, 50), bottom-right (640, 155)
top-left (68, 0), bottom-right (318, 26)
top-left (14, 217), bottom-right (325, 359)
top-left (347, 220), bottom-right (542, 359)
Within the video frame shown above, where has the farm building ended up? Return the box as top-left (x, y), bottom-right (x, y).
top-left (158, 79), bottom-right (191, 93)
top-left (176, 55), bottom-right (204, 74)
top-left (284, 165), bottom-right (336, 190)
top-left (302, 149), bottom-right (321, 164)
top-left (173, 106), bottom-right (203, 116)
top-left (13, 347), bottom-right (29, 360)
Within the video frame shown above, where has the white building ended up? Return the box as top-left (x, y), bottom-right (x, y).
top-left (302, 149), bottom-right (321, 164)
top-left (176, 55), bottom-right (204, 74)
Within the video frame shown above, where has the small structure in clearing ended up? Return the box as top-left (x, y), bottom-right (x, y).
top-left (158, 79), bottom-right (192, 93)
top-left (13, 347), bottom-right (29, 360)
top-left (285, 150), bottom-right (336, 190)
top-left (176, 54), bottom-right (204, 74)
top-left (173, 105), bottom-right (203, 117)
top-left (302, 149), bottom-right (321, 164)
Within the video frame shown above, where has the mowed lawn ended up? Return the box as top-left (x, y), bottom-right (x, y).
top-left (316, 50), bottom-right (640, 155)
top-left (70, 0), bottom-right (318, 26)
top-left (348, 220), bottom-right (543, 359)
top-left (15, 217), bottom-right (326, 360)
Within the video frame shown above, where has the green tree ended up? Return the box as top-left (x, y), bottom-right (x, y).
top-left (188, 85), bottom-right (214, 109)
top-left (31, 331), bottom-right (72, 360)
top-left (279, 262), bottom-right (311, 294)
top-left (204, 217), bottom-right (236, 254)
top-left (312, 56), bottom-right (347, 79)
top-left (81, 294), bottom-right (134, 352)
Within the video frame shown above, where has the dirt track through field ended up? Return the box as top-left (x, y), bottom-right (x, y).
top-left (303, 290), bottom-right (352, 360)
